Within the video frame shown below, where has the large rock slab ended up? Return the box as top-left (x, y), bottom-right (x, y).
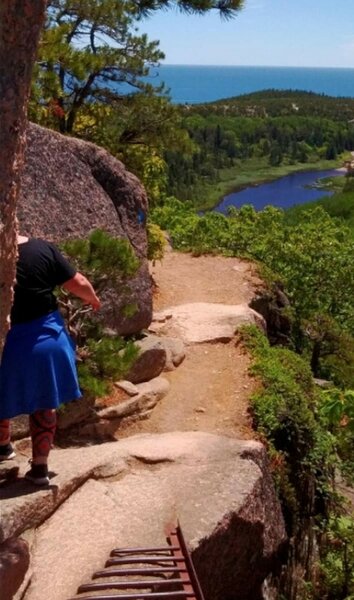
top-left (0, 443), bottom-right (128, 542)
top-left (25, 479), bottom-right (127, 600)
top-left (151, 302), bottom-right (266, 344)
top-left (1, 433), bottom-right (286, 600)
top-left (17, 123), bottom-right (152, 335)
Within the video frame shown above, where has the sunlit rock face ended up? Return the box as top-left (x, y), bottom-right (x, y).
top-left (17, 123), bottom-right (152, 334)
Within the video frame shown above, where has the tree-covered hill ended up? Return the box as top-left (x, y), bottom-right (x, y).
top-left (189, 89), bottom-right (354, 120)
top-left (165, 91), bottom-right (354, 205)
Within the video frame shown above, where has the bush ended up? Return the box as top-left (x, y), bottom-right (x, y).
top-left (59, 229), bottom-right (140, 398)
top-left (147, 222), bottom-right (166, 263)
top-left (241, 326), bottom-right (336, 527)
top-left (78, 336), bottom-right (139, 397)
top-left (151, 200), bottom-right (354, 385)
top-left (317, 515), bottom-right (354, 599)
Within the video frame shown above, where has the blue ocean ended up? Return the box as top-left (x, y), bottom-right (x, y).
top-left (146, 65), bottom-right (354, 104)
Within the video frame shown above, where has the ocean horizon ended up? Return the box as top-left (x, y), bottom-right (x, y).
top-left (145, 64), bottom-right (354, 104)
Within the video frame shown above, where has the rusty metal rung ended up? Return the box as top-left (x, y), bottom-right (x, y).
top-left (93, 567), bottom-right (187, 579)
top-left (69, 593), bottom-right (195, 600)
top-left (106, 557), bottom-right (185, 566)
top-left (68, 522), bottom-right (205, 600)
top-left (78, 578), bottom-right (191, 593)
top-left (111, 547), bottom-right (180, 556)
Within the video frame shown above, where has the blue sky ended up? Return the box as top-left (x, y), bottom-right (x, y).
top-left (139, 0), bottom-right (354, 68)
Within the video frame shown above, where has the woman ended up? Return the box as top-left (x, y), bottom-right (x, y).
top-left (0, 235), bottom-right (100, 485)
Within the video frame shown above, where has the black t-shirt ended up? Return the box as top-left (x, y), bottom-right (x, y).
top-left (11, 239), bottom-right (76, 324)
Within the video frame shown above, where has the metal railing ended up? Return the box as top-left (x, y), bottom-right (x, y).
top-left (67, 522), bottom-right (205, 600)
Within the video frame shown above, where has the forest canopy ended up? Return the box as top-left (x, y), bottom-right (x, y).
top-left (29, 1), bottom-right (242, 199)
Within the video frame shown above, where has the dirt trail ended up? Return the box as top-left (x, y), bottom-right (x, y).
top-left (119, 250), bottom-right (262, 440)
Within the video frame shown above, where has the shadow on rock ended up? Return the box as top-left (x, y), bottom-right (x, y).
top-left (0, 473), bottom-right (58, 500)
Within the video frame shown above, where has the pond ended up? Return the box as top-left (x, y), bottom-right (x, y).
top-left (214, 169), bottom-right (343, 214)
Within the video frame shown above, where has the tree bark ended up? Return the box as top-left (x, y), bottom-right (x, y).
top-left (0, 1), bottom-right (47, 351)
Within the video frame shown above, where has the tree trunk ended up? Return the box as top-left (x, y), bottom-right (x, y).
top-left (0, 1), bottom-right (47, 351)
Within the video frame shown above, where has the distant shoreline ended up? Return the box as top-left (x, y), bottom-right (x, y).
top-left (161, 63), bottom-right (354, 71)
top-left (147, 64), bottom-right (354, 104)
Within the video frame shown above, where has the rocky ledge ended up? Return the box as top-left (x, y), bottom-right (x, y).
top-left (0, 432), bottom-right (286, 600)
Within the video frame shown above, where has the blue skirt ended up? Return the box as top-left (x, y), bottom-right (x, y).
top-left (0, 311), bottom-right (82, 419)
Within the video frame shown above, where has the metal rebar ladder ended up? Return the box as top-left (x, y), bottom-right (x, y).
top-left (67, 522), bottom-right (205, 600)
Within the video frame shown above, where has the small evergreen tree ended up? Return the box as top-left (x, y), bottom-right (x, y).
top-left (59, 229), bottom-right (140, 396)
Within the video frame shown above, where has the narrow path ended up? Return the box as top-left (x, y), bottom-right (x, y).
top-left (119, 250), bottom-right (262, 440)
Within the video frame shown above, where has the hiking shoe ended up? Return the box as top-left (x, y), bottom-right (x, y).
top-left (0, 443), bottom-right (16, 461)
top-left (25, 463), bottom-right (50, 486)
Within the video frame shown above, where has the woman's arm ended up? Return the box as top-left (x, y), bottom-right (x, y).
top-left (62, 272), bottom-right (101, 311)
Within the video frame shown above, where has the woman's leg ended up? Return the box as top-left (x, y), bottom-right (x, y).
top-left (0, 419), bottom-right (16, 460)
top-left (29, 409), bottom-right (57, 465)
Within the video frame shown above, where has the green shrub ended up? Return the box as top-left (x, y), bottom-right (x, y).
top-left (147, 222), bottom-right (166, 263)
top-left (319, 388), bottom-right (354, 485)
top-left (241, 326), bottom-right (336, 527)
top-left (59, 229), bottom-right (140, 398)
top-left (63, 228), bottom-right (139, 283)
top-left (151, 200), bottom-right (354, 385)
top-left (78, 335), bottom-right (139, 397)
top-left (317, 515), bottom-right (354, 599)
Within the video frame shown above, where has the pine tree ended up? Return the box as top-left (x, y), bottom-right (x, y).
top-left (33, 1), bottom-right (164, 133)
top-left (33, 1), bottom-right (244, 133)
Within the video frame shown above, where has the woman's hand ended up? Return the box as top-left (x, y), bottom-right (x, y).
top-left (89, 295), bottom-right (101, 311)
top-left (62, 273), bottom-right (101, 311)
